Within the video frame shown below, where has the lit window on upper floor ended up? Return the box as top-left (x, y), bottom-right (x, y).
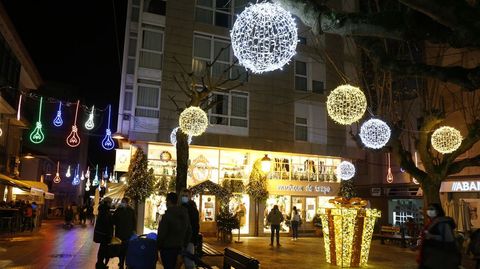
top-left (209, 90), bottom-right (249, 128)
top-left (295, 117), bottom-right (308, 141)
top-left (138, 25), bottom-right (164, 70)
top-left (195, 0), bottom-right (252, 29)
top-left (144, 0), bottom-right (166, 16)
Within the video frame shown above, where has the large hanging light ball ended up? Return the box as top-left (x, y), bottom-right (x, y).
top-left (230, 2), bottom-right (298, 73)
top-left (431, 126), bottom-right (462, 154)
top-left (170, 127), bottom-right (193, 147)
top-left (336, 161), bottom-right (356, 180)
top-left (179, 106), bottom-right (208, 136)
top-left (359, 119), bottom-right (391, 149)
top-left (327, 84), bottom-right (367, 125)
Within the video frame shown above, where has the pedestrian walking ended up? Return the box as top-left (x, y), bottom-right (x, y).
top-left (79, 204), bottom-right (87, 225)
top-left (180, 189), bottom-right (200, 269)
top-left (291, 206), bottom-right (301, 241)
top-left (267, 205), bottom-right (284, 247)
top-left (157, 192), bottom-right (191, 269)
top-left (417, 203), bottom-right (461, 269)
top-left (64, 205), bottom-right (74, 229)
top-left (113, 197), bottom-right (136, 269)
top-left (94, 197), bottom-right (113, 269)
top-left (22, 201), bottom-right (33, 232)
top-left (469, 229), bottom-right (480, 269)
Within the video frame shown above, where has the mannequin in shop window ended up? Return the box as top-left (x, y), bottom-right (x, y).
top-left (236, 203), bottom-right (247, 227)
top-left (304, 160), bottom-right (316, 181)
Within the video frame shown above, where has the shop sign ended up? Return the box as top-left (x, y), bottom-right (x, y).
top-left (115, 149), bottom-right (131, 172)
top-left (441, 180), bottom-right (480, 192)
top-left (268, 180), bottom-right (339, 196)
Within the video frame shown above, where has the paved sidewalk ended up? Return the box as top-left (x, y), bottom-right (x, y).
top-left (0, 219), bottom-right (476, 269)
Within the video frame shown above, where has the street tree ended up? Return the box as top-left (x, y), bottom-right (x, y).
top-left (125, 147), bottom-right (156, 208)
top-left (274, 0), bottom-right (480, 204)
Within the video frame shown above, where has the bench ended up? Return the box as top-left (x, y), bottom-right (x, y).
top-left (202, 242), bottom-right (223, 256)
top-left (223, 247), bottom-right (259, 269)
top-left (374, 225), bottom-right (416, 248)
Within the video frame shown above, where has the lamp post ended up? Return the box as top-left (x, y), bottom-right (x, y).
top-left (261, 154), bottom-right (271, 173)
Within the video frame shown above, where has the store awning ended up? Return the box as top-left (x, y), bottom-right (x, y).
top-left (0, 173), bottom-right (31, 191)
top-left (0, 174), bottom-right (50, 197)
top-left (22, 180), bottom-right (48, 193)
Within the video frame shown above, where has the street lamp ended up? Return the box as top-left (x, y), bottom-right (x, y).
top-left (261, 154), bottom-right (271, 173)
top-left (112, 132), bottom-right (126, 140)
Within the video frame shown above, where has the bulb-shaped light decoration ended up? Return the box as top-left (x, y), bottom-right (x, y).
top-left (179, 106), bottom-right (208, 136)
top-left (230, 2), bottom-right (298, 73)
top-left (261, 154), bottom-right (272, 173)
top-left (53, 161), bottom-right (61, 183)
top-left (336, 161), bottom-right (356, 180)
top-left (431, 126), bottom-right (463, 154)
top-left (85, 105), bottom-right (95, 130)
top-left (17, 94), bottom-right (22, 121)
top-left (103, 167), bottom-right (108, 179)
top-left (92, 164), bottom-right (99, 186)
top-left (66, 165), bottom-right (71, 178)
top-left (412, 152), bottom-right (420, 185)
top-left (85, 177), bottom-right (91, 191)
top-left (85, 166), bottom-right (90, 179)
top-left (72, 164), bottom-right (80, 186)
top-left (0, 127), bottom-right (3, 137)
top-left (170, 127), bottom-right (193, 146)
top-left (101, 105), bottom-right (115, 150)
top-left (80, 170), bottom-right (85, 181)
top-left (360, 119), bottom-right (391, 149)
top-left (66, 100), bottom-right (81, 147)
top-left (53, 101), bottom-right (63, 127)
top-left (326, 84), bottom-right (367, 125)
top-left (386, 153), bottom-right (393, 183)
top-left (29, 97), bottom-right (45, 144)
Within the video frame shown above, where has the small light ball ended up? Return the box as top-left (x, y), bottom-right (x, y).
top-left (231, 2), bottom-right (298, 73)
top-left (327, 84), bottom-right (367, 125)
top-left (336, 161), bottom-right (356, 180)
top-left (431, 126), bottom-right (462, 154)
top-left (359, 119), bottom-right (391, 149)
top-left (170, 127), bottom-right (192, 147)
top-left (179, 106), bottom-right (208, 136)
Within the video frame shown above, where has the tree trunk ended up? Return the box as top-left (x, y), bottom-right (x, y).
top-left (176, 131), bottom-right (189, 195)
top-left (421, 176), bottom-right (442, 206)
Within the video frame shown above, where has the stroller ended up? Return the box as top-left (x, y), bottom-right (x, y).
top-left (126, 234), bottom-right (158, 269)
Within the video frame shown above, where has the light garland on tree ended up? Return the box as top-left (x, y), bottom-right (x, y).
top-left (84, 105), bottom-right (95, 130)
top-left (179, 106), bottom-right (208, 136)
top-left (170, 127), bottom-right (192, 146)
top-left (359, 119), bottom-right (391, 149)
top-left (230, 2), bottom-right (298, 73)
top-left (336, 161), bottom-right (356, 180)
top-left (53, 101), bottom-right (63, 127)
top-left (327, 84), bottom-right (367, 125)
top-left (29, 97), bottom-right (45, 144)
top-left (101, 105), bottom-right (115, 150)
top-left (66, 100), bottom-right (81, 147)
top-left (53, 161), bottom-right (61, 184)
top-left (431, 126), bottom-right (463, 154)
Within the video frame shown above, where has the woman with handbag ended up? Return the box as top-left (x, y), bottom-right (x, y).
top-left (417, 203), bottom-right (461, 269)
top-left (291, 207), bottom-right (301, 241)
top-left (94, 197), bottom-right (113, 269)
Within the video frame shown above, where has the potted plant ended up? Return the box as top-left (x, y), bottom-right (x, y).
top-left (313, 214), bottom-right (323, 237)
top-left (216, 207), bottom-right (240, 243)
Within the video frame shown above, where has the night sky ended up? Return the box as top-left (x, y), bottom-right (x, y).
top-left (2, 0), bottom-right (128, 167)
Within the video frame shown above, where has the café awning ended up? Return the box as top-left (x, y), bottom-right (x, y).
top-left (0, 173), bottom-right (31, 191)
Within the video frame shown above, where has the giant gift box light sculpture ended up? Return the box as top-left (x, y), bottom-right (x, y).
top-left (319, 197), bottom-right (381, 267)
top-left (327, 85), bottom-right (367, 125)
top-left (230, 2), bottom-right (297, 73)
top-left (431, 126), bottom-right (462, 154)
top-left (179, 106), bottom-right (208, 136)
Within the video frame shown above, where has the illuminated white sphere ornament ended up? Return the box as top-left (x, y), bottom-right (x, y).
top-left (431, 126), bottom-right (462, 154)
top-left (230, 2), bottom-right (297, 73)
top-left (170, 127), bottom-right (193, 147)
top-left (336, 161), bottom-right (356, 180)
top-left (327, 84), bottom-right (367, 125)
top-left (359, 119), bottom-right (391, 149)
top-left (179, 106), bottom-right (208, 136)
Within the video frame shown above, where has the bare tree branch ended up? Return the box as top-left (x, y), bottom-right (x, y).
top-left (168, 95), bottom-right (181, 112)
top-left (447, 154), bottom-right (480, 175)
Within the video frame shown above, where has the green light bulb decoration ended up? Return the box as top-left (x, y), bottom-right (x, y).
top-left (29, 97), bottom-right (45, 144)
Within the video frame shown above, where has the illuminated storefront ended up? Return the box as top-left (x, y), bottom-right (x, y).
top-left (141, 143), bottom-right (342, 235)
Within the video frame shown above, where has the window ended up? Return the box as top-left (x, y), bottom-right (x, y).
top-left (295, 61), bottom-right (307, 91)
top-left (139, 26), bottom-right (164, 70)
top-left (209, 91), bottom-right (248, 128)
top-left (124, 91), bottom-right (133, 111)
top-left (144, 0), bottom-right (166, 15)
top-left (312, 80), bottom-right (324, 94)
top-left (294, 59), bottom-right (325, 94)
top-left (193, 34), bottom-right (247, 81)
top-left (196, 0), bottom-right (231, 28)
top-left (295, 117), bottom-right (308, 141)
top-left (135, 84), bottom-right (160, 118)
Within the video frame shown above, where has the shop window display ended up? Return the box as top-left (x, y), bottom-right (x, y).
top-left (264, 195), bottom-right (291, 233)
top-left (201, 195), bottom-right (216, 222)
top-left (144, 195), bottom-right (167, 233)
top-left (306, 197), bottom-right (316, 222)
top-left (229, 194), bottom-right (250, 234)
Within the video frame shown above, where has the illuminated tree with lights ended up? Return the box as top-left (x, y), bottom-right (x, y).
top-left (274, 0), bottom-right (480, 204)
top-left (125, 148), bottom-right (155, 204)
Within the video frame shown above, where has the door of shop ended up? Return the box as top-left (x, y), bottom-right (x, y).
top-left (292, 196), bottom-right (316, 232)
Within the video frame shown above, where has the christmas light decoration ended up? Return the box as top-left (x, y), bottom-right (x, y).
top-left (84, 105), bottom-right (95, 130)
top-left (29, 97), bottom-right (45, 144)
top-left (72, 164), bottom-right (80, 186)
top-left (326, 84), bottom-right (367, 125)
top-left (386, 153), bottom-right (393, 183)
top-left (85, 167), bottom-right (90, 179)
top-left (53, 161), bottom-right (61, 184)
top-left (66, 165), bottom-right (71, 178)
top-left (412, 152), bottom-right (419, 185)
top-left (231, 2), bottom-right (298, 73)
top-left (0, 127), bottom-right (3, 137)
top-left (101, 105), bottom-right (115, 150)
top-left (66, 100), bottom-right (81, 147)
top-left (170, 127), bottom-right (192, 146)
top-left (336, 161), bottom-right (355, 180)
top-left (53, 101), bottom-right (63, 127)
top-left (16, 94), bottom-right (22, 121)
top-left (359, 119), bottom-right (391, 149)
top-left (85, 177), bottom-right (91, 191)
top-left (431, 126), bottom-right (462, 154)
top-left (80, 171), bottom-right (85, 181)
top-left (179, 106), bottom-right (208, 136)
top-left (92, 164), bottom-right (99, 186)
top-left (103, 167), bottom-right (108, 179)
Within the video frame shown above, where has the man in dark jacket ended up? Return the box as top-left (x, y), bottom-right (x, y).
top-left (157, 192), bottom-right (191, 269)
top-left (94, 197), bottom-right (113, 269)
top-left (113, 197), bottom-right (136, 269)
top-left (181, 189), bottom-right (200, 269)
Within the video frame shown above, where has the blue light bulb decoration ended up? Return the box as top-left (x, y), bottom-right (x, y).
top-left (92, 164), bottom-right (99, 186)
top-left (103, 166), bottom-right (108, 179)
top-left (85, 105), bottom-right (95, 130)
top-left (72, 164), bottom-right (80, 186)
top-left (29, 97), bottom-right (45, 144)
top-left (101, 105), bottom-right (115, 150)
top-left (53, 101), bottom-right (63, 127)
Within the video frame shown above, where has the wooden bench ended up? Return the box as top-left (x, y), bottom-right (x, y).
top-left (374, 225), bottom-right (415, 248)
top-left (202, 242), bottom-right (223, 256)
top-left (223, 247), bottom-right (259, 269)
